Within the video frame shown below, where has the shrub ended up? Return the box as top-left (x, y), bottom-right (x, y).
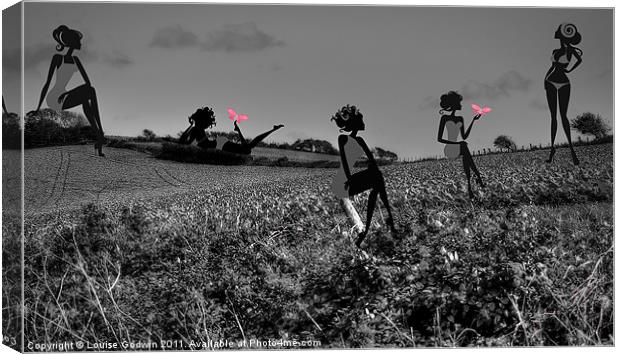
top-left (571, 112), bottom-right (610, 139)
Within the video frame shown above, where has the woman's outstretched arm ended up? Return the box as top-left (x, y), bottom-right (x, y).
top-left (34, 55), bottom-right (61, 112)
top-left (461, 115), bottom-right (481, 140)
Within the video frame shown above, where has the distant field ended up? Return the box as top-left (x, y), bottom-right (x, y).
top-left (106, 138), bottom-right (340, 163)
top-left (4, 143), bottom-right (613, 348)
top-left (15, 145), bottom-right (333, 214)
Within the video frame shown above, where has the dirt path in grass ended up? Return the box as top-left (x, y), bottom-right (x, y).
top-left (17, 145), bottom-right (333, 215)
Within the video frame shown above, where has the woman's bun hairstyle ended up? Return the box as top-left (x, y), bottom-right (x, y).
top-left (52, 25), bottom-right (83, 51)
top-left (189, 106), bottom-right (216, 127)
top-left (439, 90), bottom-right (463, 114)
top-left (556, 23), bottom-right (582, 46)
top-left (331, 104), bottom-right (363, 132)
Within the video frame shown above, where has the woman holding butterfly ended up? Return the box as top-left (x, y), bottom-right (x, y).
top-left (331, 105), bottom-right (397, 247)
top-left (543, 23), bottom-right (583, 165)
top-left (179, 106), bottom-right (283, 155)
top-left (221, 108), bottom-right (284, 155)
top-left (437, 91), bottom-right (486, 199)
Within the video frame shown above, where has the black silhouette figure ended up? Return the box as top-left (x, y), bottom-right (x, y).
top-left (30, 25), bottom-right (106, 156)
top-left (437, 91), bottom-right (484, 199)
top-left (179, 107), bottom-right (217, 148)
top-left (2, 96), bottom-right (8, 115)
top-left (179, 106), bottom-right (284, 155)
top-left (330, 105), bottom-right (396, 247)
top-left (544, 23), bottom-right (583, 165)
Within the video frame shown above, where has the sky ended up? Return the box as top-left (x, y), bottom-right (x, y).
top-left (2, 2), bottom-right (614, 159)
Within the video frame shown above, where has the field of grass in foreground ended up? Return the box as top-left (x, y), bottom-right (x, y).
top-left (9, 144), bottom-right (613, 348)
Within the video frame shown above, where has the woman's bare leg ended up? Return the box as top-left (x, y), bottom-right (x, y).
top-left (378, 185), bottom-right (397, 232)
top-left (558, 84), bottom-right (579, 165)
top-left (248, 124), bottom-right (284, 149)
top-left (356, 189), bottom-right (379, 247)
top-left (545, 83), bottom-right (558, 162)
top-left (61, 84), bottom-right (105, 156)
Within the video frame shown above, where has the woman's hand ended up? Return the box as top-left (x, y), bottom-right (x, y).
top-left (473, 114), bottom-right (482, 120)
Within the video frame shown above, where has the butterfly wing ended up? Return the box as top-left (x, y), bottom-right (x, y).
top-left (471, 103), bottom-right (482, 114)
top-left (227, 108), bottom-right (237, 121)
top-left (237, 114), bottom-right (249, 122)
top-left (481, 107), bottom-right (492, 115)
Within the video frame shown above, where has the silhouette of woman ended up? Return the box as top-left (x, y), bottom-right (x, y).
top-left (31, 25), bottom-right (105, 156)
top-left (179, 107), bottom-right (217, 148)
top-left (179, 106), bottom-right (284, 155)
top-left (544, 23), bottom-right (583, 165)
top-left (437, 91), bottom-right (484, 198)
top-left (330, 105), bottom-right (396, 247)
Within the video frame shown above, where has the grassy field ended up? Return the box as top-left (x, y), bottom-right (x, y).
top-left (3, 143), bottom-right (613, 348)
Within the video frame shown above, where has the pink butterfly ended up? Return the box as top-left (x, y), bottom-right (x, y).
top-left (471, 103), bottom-right (492, 116)
top-left (227, 108), bottom-right (249, 123)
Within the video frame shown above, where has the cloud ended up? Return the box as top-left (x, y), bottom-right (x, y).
top-left (103, 52), bottom-right (133, 68)
top-left (529, 99), bottom-right (548, 110)
top-left (418, 70), bottom-right (532, 110)
top-left (202, 23), bottom-right (285, 52)
top-left (3, 44), bottom-right (54, 72)
top-left (3, 43), bottom-right (100, 75)
top-left (149, 25), bottom-right (200, 49)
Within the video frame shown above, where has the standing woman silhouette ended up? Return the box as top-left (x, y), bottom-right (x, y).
top-left (31, 25), bottom-right (106, 156)
top-left (330, 105), bottom-right (396, 247)
top-left (437, 91), bottom-right (484, 199)
top-left (544, 23), bottom-right (583, 165)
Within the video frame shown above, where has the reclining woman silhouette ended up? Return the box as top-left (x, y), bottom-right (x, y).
top-left (544, 23), bottom-right (583, 165)
top-left (437, 91), bottom-right (484, 199)
top-left (31, 25), bottom-right (106, 156)
top-left (178, 106), bottom-right (283, 155)
top-left (330, 105), bottom-right (396, 248)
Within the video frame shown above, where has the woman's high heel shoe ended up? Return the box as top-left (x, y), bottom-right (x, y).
top-left (571, 151), bottom-right (580, 166)
top-left (94, 140), bottom-right (105, 157)
top-left (355, 231), bottom-right (367, 248)
top-left (546, 147), bottom-right (556, 163)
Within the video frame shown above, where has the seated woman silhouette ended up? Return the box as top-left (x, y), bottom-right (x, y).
top-left (544, 23), bottom-right (583, 165)
top-left (330, 105), bottom-right (396, 248)
top-left (31, 25), bottom-right (106, 156)
top-left (437, 91), bottom-right (484, 199)
top-left (179, 106), bottom-right (284, 155)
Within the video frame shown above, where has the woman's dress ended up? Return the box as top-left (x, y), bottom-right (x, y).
top-left (332, 137), bottom-right (365, 198)
top-left (443, 120), bottom-right (462, 159)
top-left (47, 62), bottom-right (78, 111)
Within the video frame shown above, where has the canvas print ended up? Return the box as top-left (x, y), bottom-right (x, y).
top-left (2, 1), bottom-right (614, 351)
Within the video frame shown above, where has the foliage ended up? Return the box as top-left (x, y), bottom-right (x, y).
top-left (291, 139), bottom-right (339, 155)
top-left (493, 135), bottom-right (516, 152)
top-left (373, 147), bottom-right (398, 162)
top-left (571, 112), bottom-right (610, 139)
top-left (141, 129), bottom-right (157, 141)
top-left (22, 144), bottom-right (613, 347)
top-left (23, 109), bottom-right (97, 148)
top-left (2, 112), bottom-right (21, 149)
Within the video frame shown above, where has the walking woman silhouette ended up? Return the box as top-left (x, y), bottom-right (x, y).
top-left (544, 23), bottom-right (583, 165)
top-left (31, 25), bottom-right (106, 156)
top-left (437, 91), bottom-right (484, 199)
top-left (179, 106), bottom-right (284, 155)
top-left (330, 105), bottom-right (396, 247)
